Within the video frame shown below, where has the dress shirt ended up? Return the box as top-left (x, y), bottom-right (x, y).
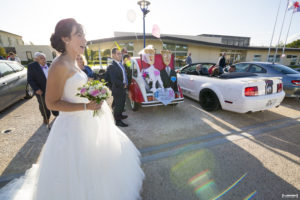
top-left (40, 64), bottom-right (49, 79)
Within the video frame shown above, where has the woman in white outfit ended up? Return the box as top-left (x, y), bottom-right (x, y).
top-left (0, 18), bottom-right (144, 200)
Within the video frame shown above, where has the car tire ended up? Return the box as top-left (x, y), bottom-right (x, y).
top-left (25, 83), bottom-right (34, 99)
top-left (199, 89), bottom-right (220, 112)
top-left (130, 98), bottom-right (139, 111)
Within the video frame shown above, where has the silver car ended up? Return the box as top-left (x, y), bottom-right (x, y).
top-left (0, 60), bottom-right (34, 111)
top-left (235, 62), bottom-right (300, 97)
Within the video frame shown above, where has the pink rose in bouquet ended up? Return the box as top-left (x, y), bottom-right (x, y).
top-left (77, 79), bottom-right (111, 117)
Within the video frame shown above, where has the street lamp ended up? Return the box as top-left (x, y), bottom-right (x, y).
top-left (137, 0), bottom-right (150, 48)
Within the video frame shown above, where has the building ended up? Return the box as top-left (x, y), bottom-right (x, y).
top-left (0, 30), bottom-right (56, 62)
top-left (87, 32), bottom-right (300, 67)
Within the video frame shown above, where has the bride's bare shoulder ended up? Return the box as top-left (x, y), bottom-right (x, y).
top-left (48, 56), bottom-right (70, 77)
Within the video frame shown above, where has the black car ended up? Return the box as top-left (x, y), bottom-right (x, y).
top-left (0, 60), bottom-right (34, 111)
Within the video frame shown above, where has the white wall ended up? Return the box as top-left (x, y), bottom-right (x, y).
top-left (15, 45), bottom-right (55, 61)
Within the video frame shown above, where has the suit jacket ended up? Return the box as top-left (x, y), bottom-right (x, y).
top-left (160, 67), bottom-right (178, 92)
top-left (218, 56), bottom-right (226, 68)
top-left (105, 60), bottom-right (126, 96)
top-left (27, 61), bottom-right (47, 93)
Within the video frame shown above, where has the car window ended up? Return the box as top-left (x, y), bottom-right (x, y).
top-left (235, 63), bottom-right (251, 72)
top-left (7, 62), bottom-right (24, 72)
top-left (0, 63), bottom-right (15, 77)
top-left (248, 64), bottom-right (266, 73)
top-left (181, 64), bottom-right (198, 74)
top-left (269, 64), bottom-right (299, 74)
top-left (201, 64), bottom-right (212, 70)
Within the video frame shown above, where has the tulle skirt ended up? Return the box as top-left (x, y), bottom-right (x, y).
top-left (0, 101), bottom-right (144, 200)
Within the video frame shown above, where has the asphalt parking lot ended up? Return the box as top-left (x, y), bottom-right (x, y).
top-left (0, 96), bottom-right (299, 199)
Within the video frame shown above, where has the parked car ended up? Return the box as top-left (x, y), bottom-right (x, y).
top-left (234, 62), bottom-right (300, 97)
top-left (293, 68), bottom-right (300, 73)
top-left (177, 64), bottom-right (285, 113)
top-left (128, 55), bottom-right (184, 111)
top-left (0, 60), bottom-right (34, 111)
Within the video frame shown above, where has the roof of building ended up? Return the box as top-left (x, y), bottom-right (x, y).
top-left (0, 30), bottom-right (22, 37)
top-left (87, 32), bottom-right (300, 52)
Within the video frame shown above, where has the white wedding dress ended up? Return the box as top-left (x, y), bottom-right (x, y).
top-left (0, 70), bottom-right (144, 200)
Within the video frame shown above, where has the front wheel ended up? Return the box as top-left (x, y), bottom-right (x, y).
top-left (199, 89), bottom-right (220, 112)
top-left (130, 98), bottom-right (139, 111)
top-left (25, 83), bottom-right (34, 99)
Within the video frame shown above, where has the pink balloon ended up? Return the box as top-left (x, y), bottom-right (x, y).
top-left (152, 24), bottom-right (160, 38)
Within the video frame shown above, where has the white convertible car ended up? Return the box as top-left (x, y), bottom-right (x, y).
top-left (177, 63), bottom-right (285, 113)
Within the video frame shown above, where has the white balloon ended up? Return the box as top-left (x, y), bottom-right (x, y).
top-left (127, 9), bottom-right (136, 23)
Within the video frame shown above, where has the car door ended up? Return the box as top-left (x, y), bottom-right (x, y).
top-left (178, 64), bottom-right (197, 96)
top-left (7, 62), bottom-right (27, 100)
top-left (0, 62), bottom-right (17, 111)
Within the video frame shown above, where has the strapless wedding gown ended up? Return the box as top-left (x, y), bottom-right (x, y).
top-left (0, 70), bottom-right (144, 200)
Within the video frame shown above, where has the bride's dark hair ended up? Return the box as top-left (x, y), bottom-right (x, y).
top-left (50, 18), bottom-right (83, 53)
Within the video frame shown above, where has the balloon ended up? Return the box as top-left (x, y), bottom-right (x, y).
top-left (127, 10), bottom-right (136, 23)
top-left (171, 76), bottom-right (176, 82)
top-left (152, 24), bottom-right (160, 38)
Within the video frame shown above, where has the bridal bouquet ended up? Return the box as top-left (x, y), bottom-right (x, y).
top-left (77, 79), bottom-right (111, 117)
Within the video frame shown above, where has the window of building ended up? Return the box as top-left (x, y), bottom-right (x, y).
top-left (163, 43), bottom-right (188, 68)
top-left (8, 37), bottom-right (12, 46)
top-left (26, 51), bottom-right (33, 61)
top-left (52, 51), bottom-right (57, 59)
top-left (253, 55), bottom-right (261, 61)
top-left (15, 39), bottom-right (19, 45)
top-left (291, 55), bottom-right (298, 65)
top-left (267, 55), bottom-right (280, 63)
top-left (0, 36), bottom-right (3, 46)
top-left (234, 41), bottom-right (239, 46)
top-left (118, 42), bottom-right (134, 56)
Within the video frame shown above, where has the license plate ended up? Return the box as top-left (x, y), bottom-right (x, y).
top-left (266, 99), bottom-right (276, 107)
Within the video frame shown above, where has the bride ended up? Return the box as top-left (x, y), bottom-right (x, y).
top-left (0, 18), bottom-right (144, 200)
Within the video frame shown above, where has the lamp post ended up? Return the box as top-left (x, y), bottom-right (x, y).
top-left (137, 0), bottom-right (150, 48)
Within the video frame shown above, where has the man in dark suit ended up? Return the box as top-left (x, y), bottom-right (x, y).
top-left (105, 48), bottom-right (128, 127)
top-left (27, 52), bottom-right (58, 125)
top-left (160, 50), bottom-right (178, 92)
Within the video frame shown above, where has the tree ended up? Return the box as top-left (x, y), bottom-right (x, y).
top-left (102, 49), bottom-right (111, 57)
top-left (286, 39), bottom-right (300, 48)
top-left (0, 46), bottom-right (7, 58)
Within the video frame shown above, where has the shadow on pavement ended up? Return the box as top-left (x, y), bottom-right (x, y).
top-left (0, 121), bottom-right (53, 188)
top-left (0, 99), bottom-right (30, 120)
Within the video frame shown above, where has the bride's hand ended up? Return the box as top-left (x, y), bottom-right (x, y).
top-left (86, 100), bottom-right (103, 110)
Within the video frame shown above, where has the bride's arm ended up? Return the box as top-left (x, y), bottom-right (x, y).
top-left (45, 62), bottom-right (102, 112)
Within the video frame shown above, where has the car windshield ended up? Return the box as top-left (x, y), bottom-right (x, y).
top-left (269, 64), bottom-right (299, 74)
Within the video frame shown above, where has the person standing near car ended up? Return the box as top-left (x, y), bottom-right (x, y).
top-left (105, 48), bottom-right (128, 127)
top-left (185, 52), bottom-right (192, 65)
top-left (8, 52), bottom-right (21, 63)
top-left (218, 52), bottom-right (226, 74)
top-left (27, 52), bottom-right (58, 125)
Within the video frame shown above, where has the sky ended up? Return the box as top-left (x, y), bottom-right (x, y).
top-left (1, 0), bottom-right (300, 46)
